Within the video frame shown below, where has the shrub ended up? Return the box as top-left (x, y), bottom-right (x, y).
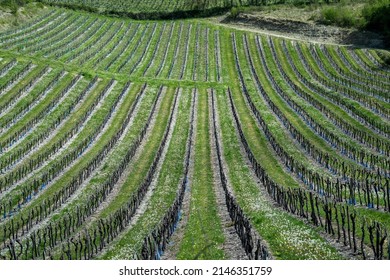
top-left (377, 50), bottom-right (390, 65)
top-left (230, 6), bottom-right (241, 18)
top-left (362, 0), bottom-right (390, 34)
top-left (0, 0), bottom-right (33, 14)
top-left (319, 6), bottom-right (361, 27)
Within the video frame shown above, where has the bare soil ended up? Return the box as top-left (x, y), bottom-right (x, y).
top-left (212, 13), bottom-right (385, 48)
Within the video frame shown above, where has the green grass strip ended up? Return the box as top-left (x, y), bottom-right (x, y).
top-left (177, 89), bottom-right (225, 260)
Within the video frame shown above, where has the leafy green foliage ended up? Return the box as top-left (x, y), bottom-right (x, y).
top-left (230, 7), bottom-right (241, 19)
top-left (0, 0), bottom-right (33, 13)
top-left (317, 4), bottom-right (364, 27)
top-left (362, 0), bottom-right (390, 41)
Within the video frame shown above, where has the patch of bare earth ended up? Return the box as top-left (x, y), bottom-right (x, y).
top-left (213, 13), bottom-right (384, 48)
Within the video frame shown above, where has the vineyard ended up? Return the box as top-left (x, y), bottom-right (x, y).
top-left (38, 0), bottom-right (261, 19)
top-left (0, 7), bottom-right (389, 260)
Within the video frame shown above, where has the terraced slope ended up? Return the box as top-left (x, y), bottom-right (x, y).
top-left (0, 8), bottom-right (389, 260)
